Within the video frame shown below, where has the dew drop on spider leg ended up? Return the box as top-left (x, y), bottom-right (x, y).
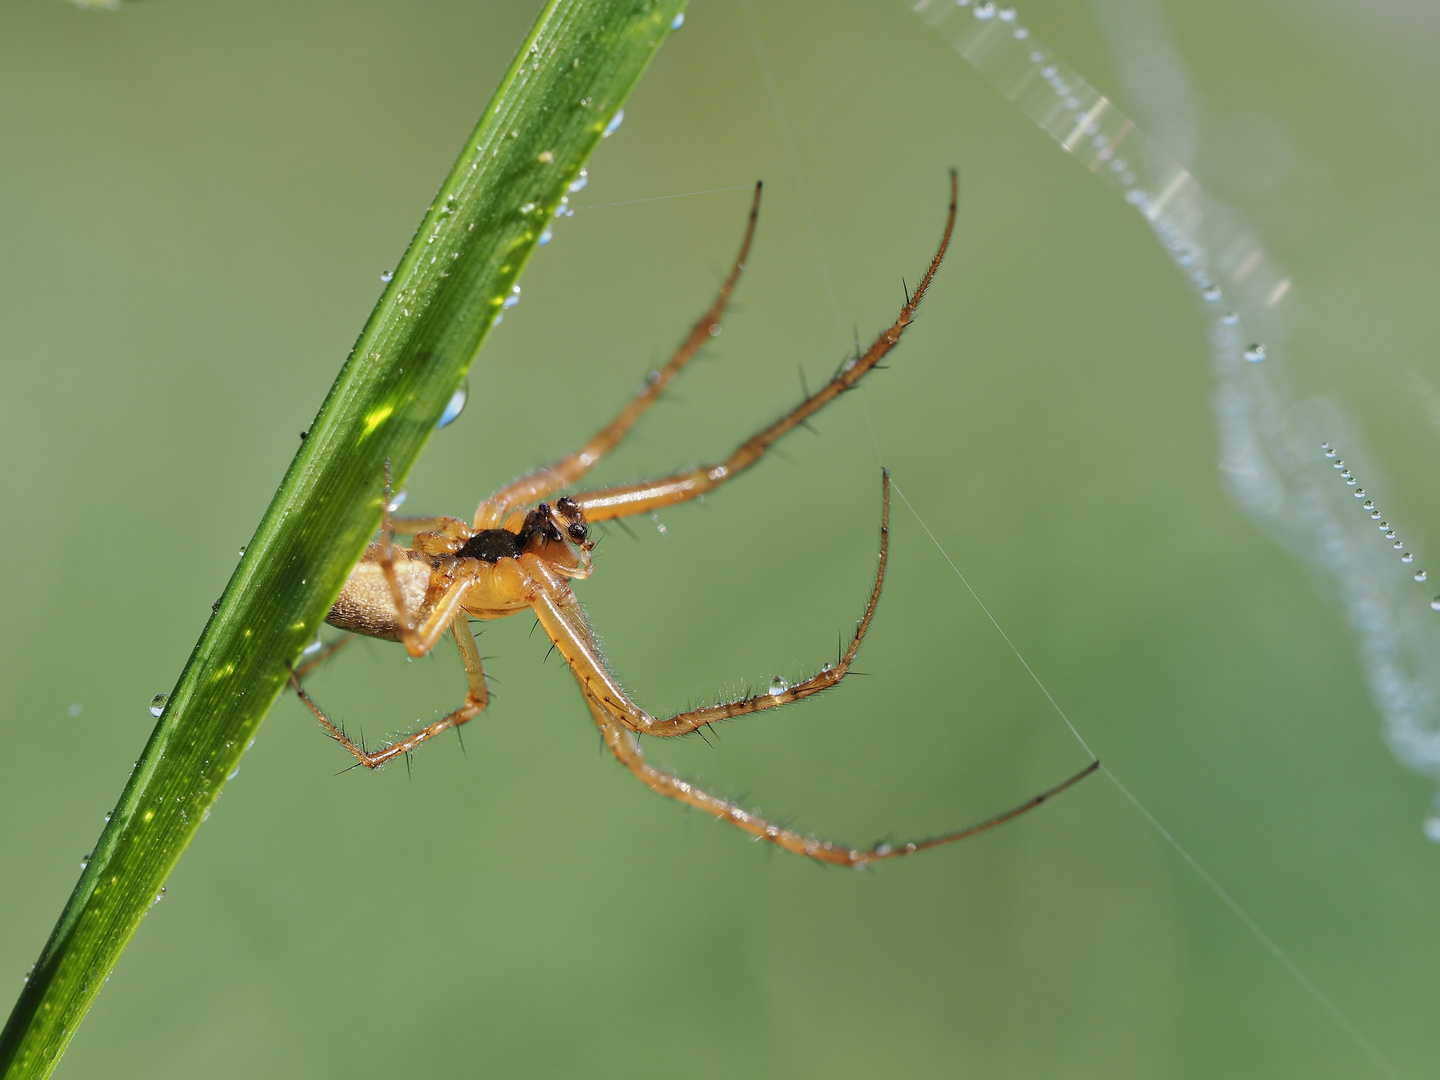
top-left (437, 379), bottom-right (469, 429)
top-left (768, 676), bottom-right (789, 697)
top-left (149, 694), bottom-right (169, 718)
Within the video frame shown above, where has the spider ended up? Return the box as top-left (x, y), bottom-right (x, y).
top-left (289, 171), bottom-right (1098, 867)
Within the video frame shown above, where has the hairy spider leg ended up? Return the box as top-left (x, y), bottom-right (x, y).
top-left (570, 170), bottom-right (958, 524)
top-left (529, 472), bottom-right (891, 739)
top-left (289, 609), bottom-right (490, 768)
top-left (473, 181), bottom-right (765, 530)
top-left (582, 685), bottom-right (1098, 867)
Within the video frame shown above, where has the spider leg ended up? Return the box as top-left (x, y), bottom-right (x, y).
top-left (389, 515), bottom-right (470, 537)
top-left (474, 182), bottom-right (764, 529)
top-left (583, 692), bottom-right (1098, 867)
top-left (640, 471), bottom-right (889, 737)
top-left (570, 170), bottom-right (958, 523)
top-left (290, 635), bottom-right (353, 680)
top-left (289, 611), bottom-right (490, 769)
top-left (521, 472), bottom-right (884, 739)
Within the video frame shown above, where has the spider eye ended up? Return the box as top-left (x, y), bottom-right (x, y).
top-left (567, 521), bottom-right (588, 543)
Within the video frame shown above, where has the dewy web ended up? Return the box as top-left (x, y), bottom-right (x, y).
top-left (907, 0), bottom-right (1440, 841)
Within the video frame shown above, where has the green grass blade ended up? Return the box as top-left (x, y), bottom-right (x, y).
top-left (0, 2), bottom-right (683, 1074)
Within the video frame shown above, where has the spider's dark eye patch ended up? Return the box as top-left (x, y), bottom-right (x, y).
top-left (457, 529), bottom-right (522, 562)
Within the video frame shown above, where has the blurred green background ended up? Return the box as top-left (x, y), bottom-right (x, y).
top-left (3, 1), bottom-right (1439, 1076)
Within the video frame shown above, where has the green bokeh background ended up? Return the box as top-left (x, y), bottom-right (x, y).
top-left (3, 1), bottom-right (1439, 1076)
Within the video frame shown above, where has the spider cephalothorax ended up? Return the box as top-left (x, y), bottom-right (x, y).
top-left (291, 173), bottom-right (1097, 867)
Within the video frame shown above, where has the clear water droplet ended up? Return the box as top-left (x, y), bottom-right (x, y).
top-left (67, 702), bottom-right (82, 717)
top-left (228, 764), bottom-right (241, 780)
top-left (999, 5), bottom-right (1017, 19)
top-left (538, 229), bottom-right (553, 247)
top-left (1415, 570), bottom-right (1427, 582)
top-left (437, 380), bottom-right (469, 429)
top-left (80, 854), bottom-right (90, 870)
top-left (1395, 541), bottom-right (1405, 550)
top-left (1425, 816), bottom-right (1440, 842)
top-left (492, 314), bottom-right (503, 327)
top-left (1340, 470), bottom-right (1352, 478)
top-left (1402, 552), bottom-right (1414, 563)
top-left (768, 676), bottom-right (789, 697)
top-left (502, 285), bottom-right (521, 309)
top-left (1362, 501), bottom-right (1374, 510)
top-left (380, 270), bottom-right (393, 283)
top-left (973, 2), bottom-right (996, 18)
top-left (1371, 511), bottom-right (1382, 519)
top-left (602, 109), bottom-right (625, 138)
top-left (149, 694), bottom-right (169, 718)
top-left (103, 811), bottom-right (112, 823)
top-left (1243, 343), bottom-right (1266, 363)
top-left (671, 11), bottom-right (684, 30)
top-left (1202, 285), bottom-right (1222, 303)
top-left (1386, 530), bottom-right (1396, 539)
top-left (568, 169), bottom-right (588, 193)
top-left (1222, 311), bottom-right (1239, 326)
top-left (1013, 25), bottom-right (1029, 39)
top-left (386, 489), bottom-right (408, 513)
top-left (873, 842), bottom-right (893, 857)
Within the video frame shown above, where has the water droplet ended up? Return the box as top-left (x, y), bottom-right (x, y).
top-left (149, 694), bottom-right (169, 718)
top-left (1013, 25), bottom-right (1029, 39)
top-left (1431, 597), bottom-right (1440, 611)
top-left (502, 285), bottom-right (521, 309)
top-left (873, 842), bottom-right (893, 857)
top-left (1202, 285), bottom-right (1222, 302)
top-left (1415, 570), bottom-right (1427, 582)
top-left (1372, 511), bottom-right (1382, 519)
top-left (1363, 501), bottom-right (1374, 510)
top-left (1425, 816), bottom-right (1440, 842)
top-left (768, 676), bottom-right (789, 697)
top-left (1353, 488), bottom-right (1365, 497)
top-left (519, 202), bottom-right (536, 214)
top-left (437, 380), bottom-right (469, 429)
top-left (1029, 50), bottom-right (1044, 63)
top-left (1222, 311), bottom-right (1239, 325)
top-left (228, 764), bottom-right (241, 780)
top-left (1243, 343), bottom-right (1266, 363)
top-left (568, 170), bottom-right (588, 193)
top-left (1395, 541), bottom-right (1405, 550)
top-left (671, 11), bottom-right (684, 29)
top-left (999, 5), bottom-right (1017, 18)
top-left (602, 109), bottom-right (625, 138)
top-left (1402, 552), bottom-right (1414, 563)
top-left (492, 314), bottom-right (503, 327)
top-left (103, 811), bottom-right (112, 823)
top-left (80, 854), bottom-right (91, 870)
top-left (386, 489), bottom-right (408, 513)
top-left (67, 702), bottom-right (82, 717)
top-left (1320, 442), bottom-right (1332, 451)
top-left (538, 229), bottom-right (553, 246)
top-left (238, 546), bottom-right (247, 557)
top-left (1386, 530), bottom-right (1397, 540)
top-left (973, 2), bottom-right (996, 18)
top-left (380, 270), bottom-right (393, 283)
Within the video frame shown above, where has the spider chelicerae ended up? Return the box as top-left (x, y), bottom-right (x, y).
top-left (289, 171), bottom-right (1098, 866)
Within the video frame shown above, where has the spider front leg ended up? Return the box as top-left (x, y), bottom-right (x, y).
top-left (570, 171), bottom-right (958, 524)
top-left (473, 181), bottom-right (764, 529)
top-left (289, 610), bottom-right (490, 769)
